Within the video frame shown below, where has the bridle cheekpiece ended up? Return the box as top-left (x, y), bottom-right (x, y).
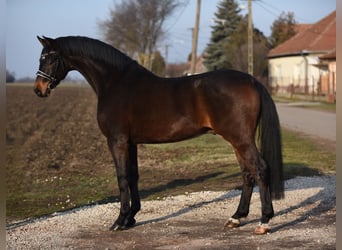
top-left (36, 51), bottom-right (60, 90)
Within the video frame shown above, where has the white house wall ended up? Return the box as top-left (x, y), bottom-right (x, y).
top-left (268, 54), bottom-right (324, 94)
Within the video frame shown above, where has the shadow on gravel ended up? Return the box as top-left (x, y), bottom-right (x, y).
top-left (96, 171), bottom-right (240, 204)
top-left (139, 171), bottom-right (235, 199)
top-left (136, 188), bottom-right (242, 227)
top-left (284, 163), bottom-right (321, 179)
top-left (271, 176), bottom-right (336, 233)
top-left (136, 175), bottom-right (335, 232)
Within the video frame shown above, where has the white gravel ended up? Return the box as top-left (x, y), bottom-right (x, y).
top-left (6, 175), bottom-right (336, 249)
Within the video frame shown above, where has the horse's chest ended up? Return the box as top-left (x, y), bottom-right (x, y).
top-left (97, 112), bottom-right (111, 137)
top-left (96, 108), bottom-right (127, 137)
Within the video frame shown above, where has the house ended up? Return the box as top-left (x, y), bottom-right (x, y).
top-left (267, 11), bottom-right (336, 102)
top-left (317, 49), bottom-right (336, 102)
top-left (184, 54), bottom-right (207, 76)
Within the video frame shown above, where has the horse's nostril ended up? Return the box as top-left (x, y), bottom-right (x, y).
top-left (34, 88), bottom-right (42, 97)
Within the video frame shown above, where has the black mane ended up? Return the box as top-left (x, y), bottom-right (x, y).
top-left (54, 36), bottom-right (135, 71)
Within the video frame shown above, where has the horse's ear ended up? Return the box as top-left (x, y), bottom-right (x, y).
top-left (37, 36), bottom-right (54, 48)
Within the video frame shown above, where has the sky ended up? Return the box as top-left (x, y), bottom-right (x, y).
top-left (6, 0), bottom-right (336, 79)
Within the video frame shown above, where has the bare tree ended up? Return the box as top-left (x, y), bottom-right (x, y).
top-left (269, 12), bottom-right (297, 48)
top-left (99, 0), bottom-right (184, 67)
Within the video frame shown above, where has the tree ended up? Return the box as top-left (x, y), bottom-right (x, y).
top-left (224, 16), bottom-right (270, 79)
top-left (269, 11), bottom-right (297, 48)
top-left (152, 51), bottom-right (167, 76)
top-left (137, 50), bottom-right (166, 75)
top-left (99, 0), bottom-right (183, 67)
top-left (6, 70), bottom-right (15, 83)
top-left (203, 0), bottom-right (242, 71)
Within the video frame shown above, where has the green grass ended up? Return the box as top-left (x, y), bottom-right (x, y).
top-left (281, 129), bottom-right (335, 176)
top-left (6, 129), bottom-right (335, 223)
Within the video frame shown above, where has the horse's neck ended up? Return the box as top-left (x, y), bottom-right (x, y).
top-left (65, 54), bottom-right (157, 96)
top-left (66, 56), bottom-right (119, 96)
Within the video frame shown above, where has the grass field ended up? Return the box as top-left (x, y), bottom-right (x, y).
top-left (6, 85), bottom-right (335, 223)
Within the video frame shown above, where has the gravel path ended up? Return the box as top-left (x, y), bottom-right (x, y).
top-left (6, 175), bottom-right (336, 249)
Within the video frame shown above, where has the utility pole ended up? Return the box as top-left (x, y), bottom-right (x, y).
top-left (165, 44), bottom-right (169, 64)
top-left (190, 0), bottom-right (201, 75)
top-left (247, 0), bottom-right (253, 76)
top-left (164, 44), bottom-right (169, 76)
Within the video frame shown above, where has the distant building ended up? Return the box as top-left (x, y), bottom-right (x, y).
top-left (184, 54), bottom-right (207, 76)
top-left (317, 49), bottom-right (336, 103)
top-left (267, 11), bottom-right (336, 102)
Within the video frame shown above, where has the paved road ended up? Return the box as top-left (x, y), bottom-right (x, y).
top-left (275, 103), bottom-right (336, 142)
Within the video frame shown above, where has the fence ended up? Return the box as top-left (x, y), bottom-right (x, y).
top-left (269, 76), bottom-right (335, 103)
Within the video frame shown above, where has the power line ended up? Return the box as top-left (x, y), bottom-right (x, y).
top-left (257, 0), bottom-right (314, 23)
top-left (255, 0), bottom-right (280, 18)
top-left (164, 0), bottom-right (190, 33)
top-left (258, 0), bottom-right (283, 15)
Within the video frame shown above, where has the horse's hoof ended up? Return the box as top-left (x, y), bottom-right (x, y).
top-left (109, 218), bottom-right (136, 231)
top-left (109, 224), bottom-right (124, 231)
top-left (224, 218), bottom-right (240, 228)
top-left (127, 218), bottom-right (136, 227)
top-left (253, 224), bottom-right (270, 235)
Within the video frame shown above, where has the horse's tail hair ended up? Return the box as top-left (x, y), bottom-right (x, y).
top-left (255, 80), bottom-right (284, 200)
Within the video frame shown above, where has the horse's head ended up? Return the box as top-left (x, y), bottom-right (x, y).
top-left (34, 36), bottom-right (67, 97)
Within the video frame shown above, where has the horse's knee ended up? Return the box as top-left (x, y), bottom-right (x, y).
top-left (117, 176), bottom-right (129, 191)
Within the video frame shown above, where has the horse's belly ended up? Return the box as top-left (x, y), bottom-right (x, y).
top-left (131, 116), bottom-right (209, 144)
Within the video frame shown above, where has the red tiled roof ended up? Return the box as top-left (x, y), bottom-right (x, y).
top-left (268, 11), bottom-right (336, 58)
top-left (319, 49), bottom-right (336, 60)
top-left (294, 24), bottom-right (312, 34)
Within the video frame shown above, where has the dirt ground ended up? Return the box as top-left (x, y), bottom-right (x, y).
top-left (70, 205), bottom-right (336, 250)
top-left (73, 215), bottom-right (336, 250)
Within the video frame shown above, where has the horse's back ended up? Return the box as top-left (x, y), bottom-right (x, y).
top-left (191, 70), bottom-right (260, 111)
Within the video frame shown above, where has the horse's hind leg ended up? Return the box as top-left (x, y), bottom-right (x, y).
top-left (227, 143), bottom-right (274, 234)
top-left (224, 153), bottom-right (255, 228)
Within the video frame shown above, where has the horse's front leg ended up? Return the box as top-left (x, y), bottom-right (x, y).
top-left (127, 144), bottom-right (141, 224)
top-left (107, 136), bottom-right (138, 230)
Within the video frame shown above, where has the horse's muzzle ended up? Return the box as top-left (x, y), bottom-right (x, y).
top-left (34, 80), bottom-right (51, 97)
top-left (34, 86), bottom-right (51, 98)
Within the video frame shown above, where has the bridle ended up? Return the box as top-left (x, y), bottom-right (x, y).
top-left (36, 51), bottom-right (61, 90)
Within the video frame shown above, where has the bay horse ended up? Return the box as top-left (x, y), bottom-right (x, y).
top-left (34, 36), bottom-right (284, 235)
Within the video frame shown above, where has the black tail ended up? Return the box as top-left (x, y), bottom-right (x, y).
top-left (255, 80), bottom-right (284, 200)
